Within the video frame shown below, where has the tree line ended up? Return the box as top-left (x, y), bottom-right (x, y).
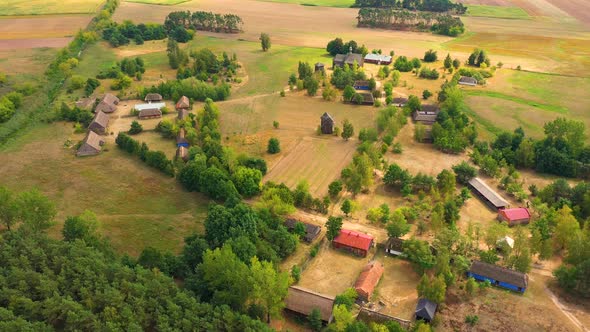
top-left (357, 8), bottom-right (465, 36)
top-left (353, 0), bottom-right (467, 14)
top-left (141, 77), bottom-right (231, 102)
top-left (102, 20), bottom-right (170, 47)
top-left (165, 11), bottom-right (243, 34)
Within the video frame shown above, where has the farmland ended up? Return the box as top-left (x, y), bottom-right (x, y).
top-left (466, 4), bottom-right (530, 19)
top-left (0, 0), bottom-right (103, 15)
top-left (124, 0), bottom-right (192, 5)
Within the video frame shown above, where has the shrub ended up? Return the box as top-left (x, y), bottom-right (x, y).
top-left (128, 120), bottom-right (143, 134)
top-left (267, 138), bottom-right (280, 154)
top-left (423, 49), bottom-right (438, 62)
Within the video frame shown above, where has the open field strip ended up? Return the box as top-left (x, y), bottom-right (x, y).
top-left (466, 4), bottom-right (530, 19)
top-left (0, 0), bottom-right (103, 15)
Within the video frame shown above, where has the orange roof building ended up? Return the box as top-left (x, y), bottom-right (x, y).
top-left (354, 261), bottom-right (384, 301)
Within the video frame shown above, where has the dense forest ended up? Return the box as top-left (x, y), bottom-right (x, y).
top-left (352, 0), bottom-right (467, 14)
top-left (165, 11), bottom-right (243, 34)
top-left (357, 8), bottom-right (465, 36)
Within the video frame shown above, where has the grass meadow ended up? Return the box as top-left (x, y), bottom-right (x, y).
top-left (0, 0), bottom-right (103, 15)
top-left (466, 4), bottom-right (530, 19)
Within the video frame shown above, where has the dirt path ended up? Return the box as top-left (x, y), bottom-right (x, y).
top-left (542, 285), bottom-right (589, 332)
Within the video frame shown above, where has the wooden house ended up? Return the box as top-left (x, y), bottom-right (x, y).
top-left (353, 80), bottom-right (371, 91)
top-left (353, 92), bottom-right (374, 106)
top-left (385, 237), bottom-right (404, 257)
top-left (467, 260), bottom-right (528, 293)
top-left (76, 131), bottom-right (105, 157)
top-left (284, 219), bottom-right (321, 243)
top-left (178, 109), bottom-right (189, 121)
top-left (415, 299), bottom-right (438, 323)
top-left (354, 261), bottom-right (384, 302)
top-left (315, 62), bottom-right (325, 73)
top-left (332, 229), bottom-right (374, 257)
top-left (145, 93), bottom-right (163, 103)
top-left (95, 93), bottom-right (119, 114)
top-left (468, 177), bottom-right (509, 210)
top-left (285, 286), bottom-right (335, 323)
top-left (364, 53), bottom-right (392, 65)
top-left (135, 102), bottom-right (165, 119)
top-left (392, 97), bottom-right (408, 107)
top-left (88, 110), bottom-right (109, 135)
top-left (458, 76), bottom-right (477, 86)
top-left (333, 53), bottom-right (364, 68)
top-left (320, 112), bottom-right (334, 135)
top-left (498, 208), bottom-right (531, 226)
top-left (175, 96), bottom-right (190, 110)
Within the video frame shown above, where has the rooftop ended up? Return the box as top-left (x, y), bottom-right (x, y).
top-left (333, 229), bottom-right (373, 251)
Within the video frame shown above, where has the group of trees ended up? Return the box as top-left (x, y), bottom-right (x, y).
top-left (467, 48), bottom-right (491, 68)
top-left (353, 0), bottom-right (467, 14)
top-left (331, 63), bottom-right (367, 89)
top-left (0, 91), bottom-right (23, 123)
top-left (256, 181), bottom-right (330, 216)
top-left (102, 20), bottom-right (168, 47)
top-left (431, 84), bottom-right (477, 153)
top-left (116, 132), bottom-right (175, 176)
top-left (164, 11), bottom-right (243, 34)
top-left (357, 8), bottom-right (465, 36)
top-left (176, 48), bottom-right (239, 83)
top-left (393, 55), bottom-right (421, 72)
top-left (57, 102), bottom-right (94, 128)
top-left (141, 77), bottom-right (231, 102)
top-left (326, 37), bottom-right (366, 56)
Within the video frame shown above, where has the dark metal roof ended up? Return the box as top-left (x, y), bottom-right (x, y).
top-left (468, 177), bottom-right (509, 209)
top-left (284, 219), bottom-right (321, 242)
top-left (415, 298), bottom-right (437, 321)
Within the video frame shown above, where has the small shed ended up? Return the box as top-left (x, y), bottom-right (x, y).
top-left (385, 237), bottom-right (404, 257)
top-left (332, 229), bottom-right (374, 257)
top-left (458, 76), bottom-right (477, 86)
top-left (353, 80), bottom-right (371, 91)
top-left (468, 177), bottom-right (509, 210)
top-left (175, 96), bottom-right (190, 110)
top-left (315, 62), bottom-right (325, 73)
top-left (88, 111), bottom-right (109, 135)
top-left (284, 219), bottom-right (321, 243)
top-left (176, 146), bottom-right (189, 162)
top-left (467, 260), bottom-right (528, 293)
top-left (496, 236), bottom-right (515, 251)
top-left (354, 261), bottom-right (384, 302)
top-left (145, 93), bottom-right (163, 103)
top-left (392, 97), bottom-right (408, 107)
top-left (285, 286), bottom-right (335, 323)
top-left (76, 131), bottom-right (105, 157)
top-left (320, 112), bottom-right (334, 135)
top-left (415, 299), bottom-right (438, 323)
top-left (498, 208), bottom-right (531, 226)
top-left (364, 53), bottom-right (392, 65)
top-left (177, 128), bottom-right (189, 148)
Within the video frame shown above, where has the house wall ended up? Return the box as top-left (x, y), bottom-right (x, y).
top-left (333, 242), bottom-right (367, 257)
top-left (498, 214), bottom-right (530, 226)
top-left (467, 272), bottom-right (525, 293)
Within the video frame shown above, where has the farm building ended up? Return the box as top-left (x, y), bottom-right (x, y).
top-left (357, 308), bottom-right (411, 330)
top-left (320, 112), bottom-right (335, 134)
top-left (392, 97), bottom-right (408, 107)
top-left (177, 128), bottom-right (189, 148)
top-left (333, 53), bottom-right (364, 68)
top-left (352, 92), bottom-right (374, 106)
top-left (285, 286), bottom-right (335, 323)
top-left (364, 53), bottom-right (392, 65)
top-left (176, 146), bottom-right (189, 162)
top-left (333, 229), bottom-right (374, 257)
top-left (284, 219), bottom-right (321, 243)
top-left (315, 62), bottom-right (325, 73)
top-left (135, 102), bottom-right (165, 119)
top-left (353, 80), bottom-right (371, 90)
top-left (385, 237), bottom-right (404, 256)
top-left (412, 110), bottom-right (439, 125)
top-left (467, 260), bottom-right (528, 293)
top-left (95, 93), bottom-right (119, 114)
top-left (178, 109), bottom-right (189, 120)
top-left (145, 93), bottom-right (163, 103)
top-left (498, 207), bottom-right (531, 226)
top-left (458, 76), bottom-right (477, 86)
top-left (76, 131), bottom-right (105, 157)
top-left (468, 177), bottom-right (509, 210)
top-left (176, 96), bottom-right (190, 110)
top-left (415, 298), bottom-right (437, 323)
top-left (75, 97), bottom-right (96, 110)
top-left (88, 111), bottom-right (109, 135)
top-left (354, 261), bottom-right (384, 302)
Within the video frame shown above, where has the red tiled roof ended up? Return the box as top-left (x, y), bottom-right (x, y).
top-left (499, 208), bottom-right (530, 221)
top-left (333, 229), bottom-right (373, 251)
top-left (355, 261), bottom-right (384, 300)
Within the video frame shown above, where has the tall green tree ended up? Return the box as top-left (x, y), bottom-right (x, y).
top-left (341, 119), bottom-right (354, 141)
top-left (326, 216), bottom-right (343, 241)
top-left (16, 189), bottom-right (56, 233)
top-left (249, 257), bottom-right (289, 322)
top-left (260, 33), bottom-right (271, 52)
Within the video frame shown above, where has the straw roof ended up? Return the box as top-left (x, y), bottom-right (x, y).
top-left (285, 286), bottom-right (335, 322)
top-left (469, 260), bottom-right (528, 288)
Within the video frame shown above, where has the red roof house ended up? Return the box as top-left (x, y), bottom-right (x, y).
top-left (498, 208), bottom-right (531, 226)
top-left (354, 261), bottom-right (384, 301)
top-left (332, 229), bottom-right (374, 257)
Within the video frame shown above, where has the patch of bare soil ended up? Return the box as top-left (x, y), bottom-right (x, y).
top-left (0, 37), bottom-right (71, 50)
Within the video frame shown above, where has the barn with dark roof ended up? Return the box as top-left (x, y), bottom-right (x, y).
top-left (467, 260), bottom-right (528, 293)
top-left (468, 177), bottom-right (509, 210)
top-left (284, 219), bottom-right (321, 243)
top-left (415, 298), bottom-right (438, 323)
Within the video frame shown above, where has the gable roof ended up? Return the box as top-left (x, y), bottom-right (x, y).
top-left (392, 97), bottom-right (408, 105)
top-left (385, 237), bottom-right (404, 252)
top-left (138, 108), bottom-right (162, 118)
top-left (176, 146), bottom-right (189, 161)
top-left (499, 208), bottom-right (530, 221)
top-left (412, 110), bottom-right (438, 123)
top-left (176, 96), bottom-right (190, 109)
top-left (91, 111), bottom-right (109, 129)
top-left (321, 112), bottom-right (334, 123)
top-left (333, 229), bottom-right (373, 251)
top-left (285, 286), bottom-right (335, 322)
top-left (421, 104), bottom-right (439, 113)
top-left (497, 236), bottom-right (515, 249)
top-left (82, 131), bottom-right (104, 151)
top-left (415, 298), bottom-right (437, 321)
top-left (469, 260), bottom-right (528, 288)
top-left (459, 76), bottom-right (477, 85)
top-left (95, 100), bottom-right (117, 113)
top-left (145, 93), bottom-right (163, 102)
top-left (468, 177), bottom-right (509, 209)
top-left (284, 219), bottom-right (322, 242)
top-left (101, 93), bottom-right (119, 105)
top-left (354, 261), bottom-right (384, 300)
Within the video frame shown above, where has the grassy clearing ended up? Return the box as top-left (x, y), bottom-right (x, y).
top-left (0, 0), bottom-right (103, 15)
top-left (465, 90), bottom-right (568, 114)
top-left (124, 0), bottom-right (191, 5)
top-left (0, 123), bottom-right (209, 256)
top-left (255, 0), bottom-right (354, 8)
top-left (466, 4), bottom-right (530, 19)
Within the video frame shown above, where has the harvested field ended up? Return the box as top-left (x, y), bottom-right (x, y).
top-left (0, 47), bottom-right (56, 77)
top-left (466, 4), bottom-right (530, 19)
top-left (0, 123), bottom-right (209, 256)
top-left (0, 0), bottom-right (103, 15)
top-left (255, 0), bottom-right (355, 8)
top-left (545, 0), bottom-right (590, 27)
top-left (375, 253), bottom-right (421, 320)
top-left (298, 240), bottom-right (372, 296)
top-left (124, 0), bottom-right (191, 4)
top-left (264, 137), bottom-right (357, 197)
top-left (0, 37), bottom-right (71, 50)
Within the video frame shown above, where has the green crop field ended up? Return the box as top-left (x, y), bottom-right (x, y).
top-left (466, 5), bottom-right (530, 20)
top-left (123, 0), bottom-right (192, 5)
top-left (255, 0), bottom-right (355, 8)
top-left (0, 0), bottom-right (103, 15)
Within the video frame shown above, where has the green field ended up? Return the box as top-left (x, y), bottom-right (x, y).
top-left (256, 0), bottom-right (354, 8)
top-left (466, 5), bottom-right (530, 20)
top-left (123, 0), bottom-right (191, 5)
top-left (0, 0), bottom-right (103, 15)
